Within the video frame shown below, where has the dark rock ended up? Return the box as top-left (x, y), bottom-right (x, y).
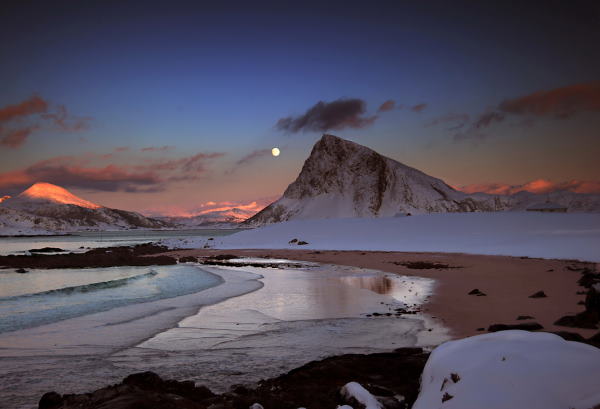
top-left (29, 247), bottom-right (65, 253)
top-left (38, 391), bottom-right (63, 409)
top-left (208, 237), bottom-right (214, 240)
top-left (47, 349), bottom-right (429, 409)
top-left (442, 392), bottom-right (453, 402)
top-left (488, 322), bottom-right (543, 332)
top-left (585, 287), bottom-right (600, 315)
top-left (516, 315), bottom-right (534, 320)
top-left (122, 371), bottom-right (163, 388)
top-left (211, 254), bottom-right (238, 260)
top-left (178, 256), bottom-right (198, 263)
top-left (15, 268), bottom-right (28, 274)
top-left (578, 272), bottom-right (600, 288)
top-left (1, 243), bottom-right (176, 269)
top-left (450, 373), bottom-right (460, 383)
top-left (468, 289), bottom-right (486, 296)
top-left (288, 238), bottom-right (298, 244)
top-left (529, 291), bottom-right (547, 298)
top-left (587, 332), bottom-right (600, 348)
top-left (552, 331), bottom-right (587, 343)
top-left (393, 261), bottom-right (458, 270)
top-left (297, 241), bottom-right (309, 245)
top-left (554, 311), bottom-right (599, 329)
top-left (476, 327), bottom-right (485, 331)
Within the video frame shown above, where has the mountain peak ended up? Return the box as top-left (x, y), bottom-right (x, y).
top-left (18, 182), bottom-right (101, 209)
top-left (244, 135), bottom-right (508, 225)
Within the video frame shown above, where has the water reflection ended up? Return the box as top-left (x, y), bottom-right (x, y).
top-left (338, 275), bottom-right (394, 295)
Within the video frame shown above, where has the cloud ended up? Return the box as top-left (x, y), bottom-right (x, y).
top-left (472, 111), bottom-right (505, 130)
top-left (0, 96), bottom-right (91, 148)
top-left (0, 126), bottom-right (40, 148)
top-left (429, 82), bottom-right (600, 142)
top-left (225, 148), bottom-right (273, 175)
top-left (114, 146), bottom-right (130, 152)
top-left (0, 96), bottom-right (48, 122)
top-left (41, 105), bottom-right (91, 132)
top-left (377, 100), bottom-right (396, 113)
top-left (411, 103), bottom-right (427, 113)
top-left (426, 113), bottom-right (471, 128)
top-left (276, 98), bottom-right (378, 133)
top-left (459, 178), bottom-right (600, 195)
top-left (461, 81), bottom-right (600, 139)
top-left (499, 81), bottom-right (600, 118)
top-left (0, 151), bottom-right (225, 194)
top-left (238, 149), bottom-right (272, 165)
top-left (141, 145), bottom-right (174, 152)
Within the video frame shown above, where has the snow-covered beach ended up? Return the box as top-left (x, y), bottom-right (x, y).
top-left (165, 212), bottom-right (600, 262)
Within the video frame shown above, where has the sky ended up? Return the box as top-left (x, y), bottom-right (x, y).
top-left (1, 0), bottom-right (599, 216)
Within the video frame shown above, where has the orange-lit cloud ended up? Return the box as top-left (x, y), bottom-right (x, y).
top-left (0, 126), bottom-right (40, 148)
top-left (499, 81), bottom-right (600, 118)
top-left (141, 145), bottom-right (174, 152)
top-left (431, 82), bottom-right (600, 141)
top-left (0, 96), bottom-right (91, 148)
top-left (459, 178), bottom-right (600, 195)
top-left (377, 100), bottom-right (396, 113)
top-left (411, 103), bottom-right (427, 113)
top-left (0, 96), bottom-right (48, 122)
top-left (0, 151), bottom-right (225, 193)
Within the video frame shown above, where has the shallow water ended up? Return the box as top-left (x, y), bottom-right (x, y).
top-left (0, 261), bottom-right (447, 409)
top-left (0, 265), bottom-right (223, 334)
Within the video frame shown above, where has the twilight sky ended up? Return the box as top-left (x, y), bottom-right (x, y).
top-left (1, 0), bottom-right (599, 216)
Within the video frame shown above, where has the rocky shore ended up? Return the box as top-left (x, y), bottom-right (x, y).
top-left (37, 330), bottom-right (600, 409)
top-left (40, 348), bottom-right (429, 409)
top-left (0, 243), bottom-right (177, 269)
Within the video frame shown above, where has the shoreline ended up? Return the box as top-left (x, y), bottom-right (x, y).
top-left (164, 248), bottom-right (599, 339)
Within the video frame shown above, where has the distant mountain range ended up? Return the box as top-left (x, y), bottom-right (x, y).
top-left (245, 134), bottom-right (600, 225)
top-left (3, 136), bottom-right (599, 235)
top-left (0, 183), bottom-right (170, 235)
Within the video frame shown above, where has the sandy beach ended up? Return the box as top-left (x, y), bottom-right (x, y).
top-left (164, 249), bottom-right (599, 339)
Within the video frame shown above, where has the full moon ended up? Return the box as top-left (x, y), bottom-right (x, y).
top-left (271, 147), bottom-right (280, 157)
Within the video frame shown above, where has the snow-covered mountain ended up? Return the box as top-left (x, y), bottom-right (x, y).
top-left (245, 134), bottom-right (600, 225)
top-left (158, 208), bottom-right (251, 229)
top-left (0, 183), bottom-right (171, 235)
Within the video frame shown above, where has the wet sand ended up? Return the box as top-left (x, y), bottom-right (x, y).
top-left (164, 249), bottom-right (598, 339)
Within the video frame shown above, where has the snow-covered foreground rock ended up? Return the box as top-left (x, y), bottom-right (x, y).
top-left (167, 212), bottom-right (600, 262)
top-left (412, 330), bottom-right (600, 409)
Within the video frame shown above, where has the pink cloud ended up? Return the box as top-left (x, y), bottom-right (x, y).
top-left (0, 96), bottom-right (91, 148)
top-left (0, 150), bottom-right (225, 193)
top-left (459, 178), bottom-right (600, 195)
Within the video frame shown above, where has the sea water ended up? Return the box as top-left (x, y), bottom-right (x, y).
top-left (0, 228), bottom-right (243, 255)
top-left (0, 264), bottom-right (222, 334)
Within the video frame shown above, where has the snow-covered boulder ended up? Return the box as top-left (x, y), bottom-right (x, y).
top-left (339, 382), bottom-right (383, 409)
top-left (412, 330), bottom-right (600, 409)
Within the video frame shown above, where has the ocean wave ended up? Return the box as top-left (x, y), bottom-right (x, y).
top-left (0, 270), bottom-right (158, 300)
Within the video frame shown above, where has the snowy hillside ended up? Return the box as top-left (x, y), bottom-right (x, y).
top-left (244, 134), bottom-right (600, 226)
top-left (165, 213), bottom-right (600, 262)
top-left (0, 183), bottom-right (171, 235)
top-left (159, 208), bottom-right (251, 229)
